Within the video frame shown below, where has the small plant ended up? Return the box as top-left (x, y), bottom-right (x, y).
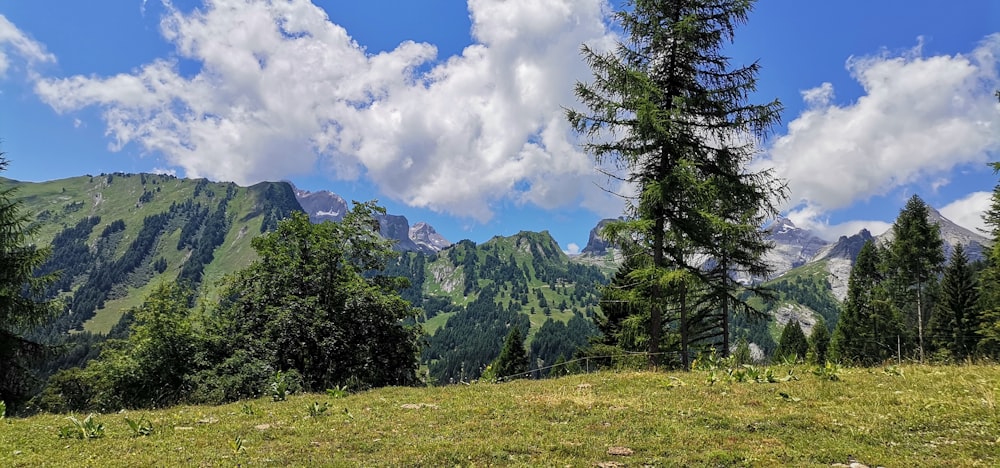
top-left (59, 414), bottom-right (105, 439)
top-left (270, 370), bottom-right (291, 401)
top-left (125, 415), bottom-right (154, 437)
top-left (883, 365), bottom-right (904, 377)
top-left (0, 400), bottom-right (5, 419)
top-left (241, 403), bottom-right (258, 415)
top-left (230, 435), bottom-right (246, 455)
top-left (326, 385), bottom-right (349, 399)
top-left (812, 362), bottom-right (841, 381)
top-left (308, 401), bottom-right (329, 417)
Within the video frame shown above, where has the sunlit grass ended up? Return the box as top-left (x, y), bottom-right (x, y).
top-left (2, 364), bottom-right (997, 466)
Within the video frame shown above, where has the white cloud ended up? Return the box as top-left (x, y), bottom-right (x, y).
top-left (151, 167), bottom-right (177, 176)
top-left (564, 242), bottom-right (581, 255)
top-left (33, 0), bottom-right (619, 222)
top-left (785, 205), bottom-right (892, 241)
top-left (940, 191), bottom-right (992, 234)
top-left (0, 14), bottom-right (55, 77)
top-left (760, 34), bottom-right (1000, 217)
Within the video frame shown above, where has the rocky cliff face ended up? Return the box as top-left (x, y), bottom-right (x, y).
top-left (761, 217), bottom-right (829, 279)
top-left (293, 188), bottom-right (348, 223)
top-left (410, 222), bottom-right (452, 253)
top-left (581, 218), bottom-right (617, 255)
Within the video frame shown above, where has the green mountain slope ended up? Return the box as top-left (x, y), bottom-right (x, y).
top-left (10, 173), bottom-right (301, 339)
top-left (386, 231), bottom-right (610, 383)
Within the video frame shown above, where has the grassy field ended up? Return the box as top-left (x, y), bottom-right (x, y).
top-left (1, 364), bottom-right (998, 466)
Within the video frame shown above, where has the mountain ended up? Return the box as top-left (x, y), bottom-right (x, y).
top-left (293, 186), bottom-right (348, 223)
top-left (410, 222), bottom-right (451, 253)
top-left (386, 230), bottom-right (610, 383)
top-left (12, 173), bottom-right (302, 339)
top-left (581, 218), bottom-right (616, 255)
top-left (876, 207), bottom-right (989, 260)
top-left (807, 229), bottom-right (876, 301)
top-left (763, 217), bottom-right (829, 276)
top-left (10, 172), bottom-right (606, 382)
top-left (292, 186), bottom-right (451, 253)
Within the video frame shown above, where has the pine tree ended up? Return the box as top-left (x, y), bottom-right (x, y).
top-left (491, 327), bottom-right (529, 381)
top-left (808, 320), bottom-right (831, 364)
top-left (929, 244), bottom-right (980, 360)
top-left (885, 195), bottom-right (945, 362)
top-left (774, 320), bottom-right (808, 362)
top-left (568, 0), bottom-right (785, 367)
top-left (0, 154), bottom-right (57, 408)
top-left (977, 162), bottom-right (1000, 357)
top-left (831, 241), bottom-right (903, 365)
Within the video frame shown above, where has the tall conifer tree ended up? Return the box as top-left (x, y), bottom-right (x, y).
top-left (929, 244), bottom-right (980, 360)
top-left (0, 155), bottom-right (57, 407)
top-left (569, 0), bottom-right (785, 366)
top-left (831, 241), bottom-right (903, 365)
top-left (977, 162), bottom-right (1000, 357)
top-left (885, 195), bottom-right (944, 362)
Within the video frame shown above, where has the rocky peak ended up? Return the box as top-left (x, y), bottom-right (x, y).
top-left (813, 229), bottom-right (875, 263)
top-left (878, 207), bottom-right (989, 261)
top-left (292, 186), bottom-right (448, 254)
top-left (762, 217), bottom-right (829, 278)
top-left (581, 218), bottom-right (617, 255)
top-left (409, 221), bottom-right (452, 253)
top-left (293, 187), bottom-right (348, 223)
top-left (375, 214), bottom-right (421, 252)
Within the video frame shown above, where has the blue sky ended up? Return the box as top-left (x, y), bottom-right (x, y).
top-left (1, 1), bottom-right (998, 252)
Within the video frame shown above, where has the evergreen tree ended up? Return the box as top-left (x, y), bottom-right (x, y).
top-left (885, 195), bottom-right (945, 362)
top-left (977, 162), bottom-right (1000, 357)
top-left (929, 244), bottom-right (980, 360)
top-left (491, 327), bottom-right (529, 381)
top-left (0, 154), bottom-right (57, 408)
top-left (808, 318), bottom-right (831, 364)
top-left (774, 320), bottom-right (808, 362)
top-left (831, 241), bottom-right (903, 365)
top-left (568, 0), bottom-right (785, 366)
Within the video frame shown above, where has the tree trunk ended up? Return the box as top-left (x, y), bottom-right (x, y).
top-left (916, 280), bottom-right (924, 363)
top-left (680, 281), bottom-right (689, 369)
top-left (649, 216), bottom-right (664, 368)
top-left (721, 257), bottom-right (730, 357)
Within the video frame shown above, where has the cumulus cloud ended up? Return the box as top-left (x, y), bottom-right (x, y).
top-left (940, 191), bottom-right (992, 234)
top-left (0, 14), bottom-right (55, 77)
top-left (785, 205), bottom-right (892, 241)
top-left (564, 242), bottom-right (581, 256)
top-left (760, 34), bottom-right (1000, 222)
top-left (33, 0), bottom-right (618, 222)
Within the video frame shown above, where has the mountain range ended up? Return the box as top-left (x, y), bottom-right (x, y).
top-left (292, 185), bottom-right (452, 254)
top-left (9, 172), bottom-right (991, 376)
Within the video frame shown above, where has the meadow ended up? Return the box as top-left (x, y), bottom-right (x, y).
top-left (1, 364), bottom-right (998, 467)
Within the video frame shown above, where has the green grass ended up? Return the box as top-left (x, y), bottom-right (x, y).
top-left (3, 364), bottom-right (998, 466)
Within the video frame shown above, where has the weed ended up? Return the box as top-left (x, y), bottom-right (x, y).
top-left (883, 365), bottom-right (904, 377)
top-left (308, 401), bottom-right (329, 417)
top-left (241, 403), bottom-right (258, 416)
top-left (229, 435), bottom-right (246, 455)
top-left (813, 362), bottom-right (842, 381)
top-left (59, 414), bottom-right (104, 439)
top-left (270, 371), bottom-right (292, 401)
top-left (124, 415), bottom-right (154, 437)
top-left (326, 385), bottom-right (349, 399)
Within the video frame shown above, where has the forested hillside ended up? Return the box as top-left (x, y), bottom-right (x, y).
top-left (8, 173), bottom-right (302, 375)
top-left (385, 231), bottom-right (610, 383)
